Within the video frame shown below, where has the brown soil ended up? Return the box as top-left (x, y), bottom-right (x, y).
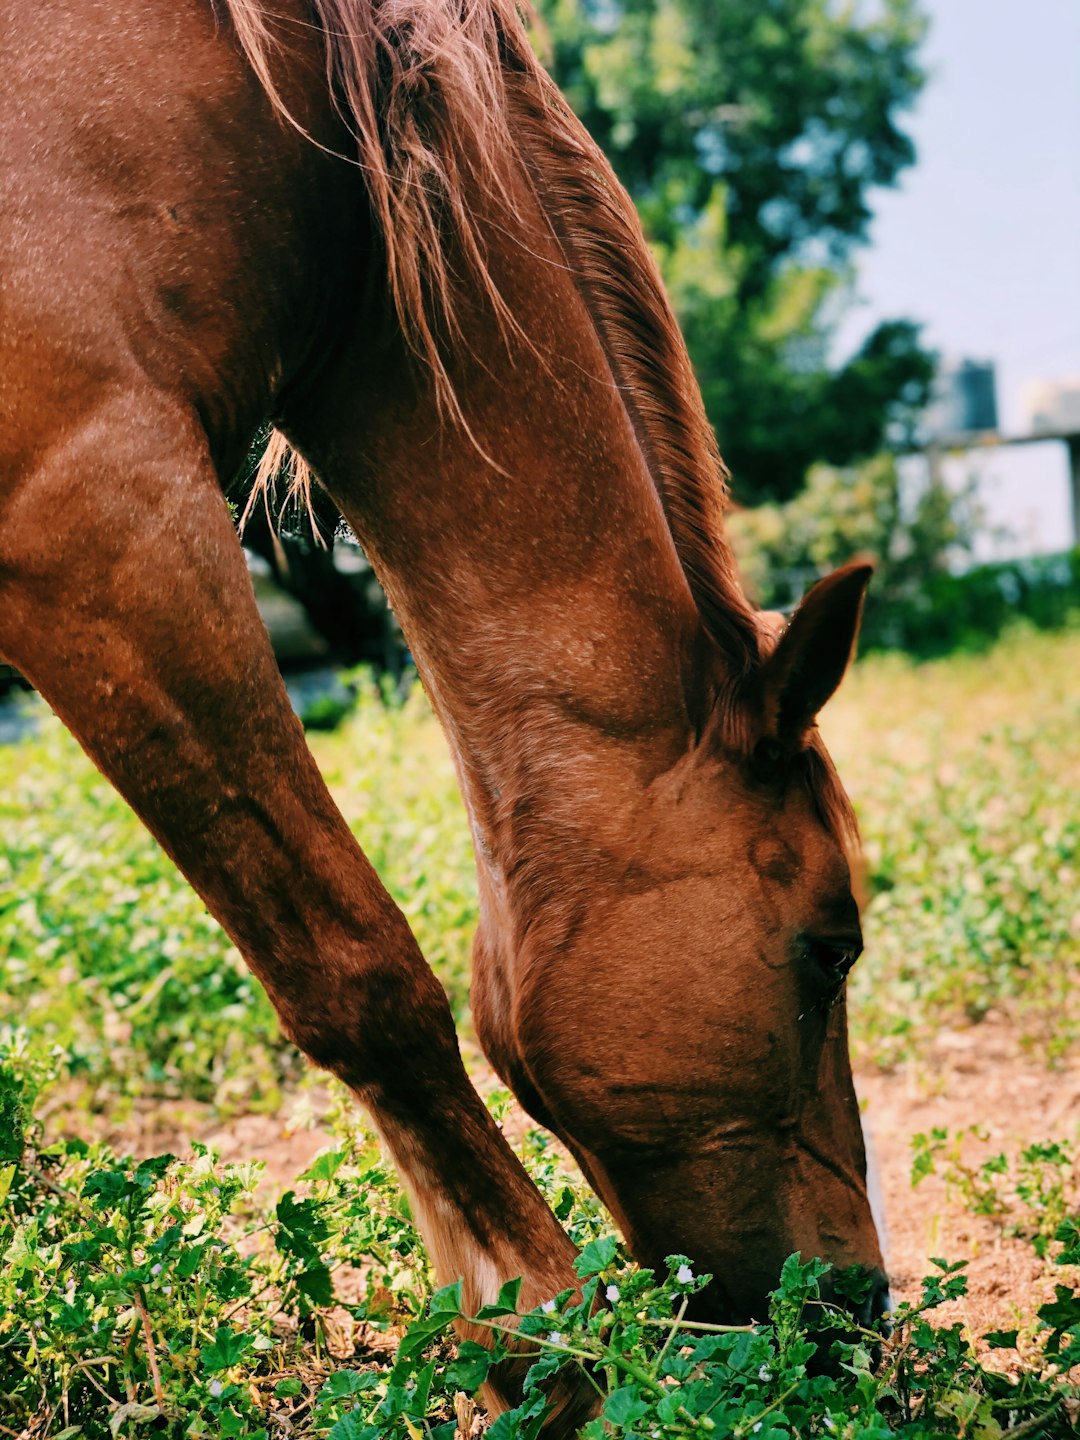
top-left (857, 1013), bottom-right (1079, 1353)
top-left (85, 1017), bottom-right (1078, 1348)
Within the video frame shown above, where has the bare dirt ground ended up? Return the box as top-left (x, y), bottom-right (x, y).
top-left (84, 1016), bottom-right (1078, 1349)
top-left (857, 1015), bottom-right (1079, 1350)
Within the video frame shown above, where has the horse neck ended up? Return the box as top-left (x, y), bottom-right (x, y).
top-left (291, 157), bottom-right (714, 907)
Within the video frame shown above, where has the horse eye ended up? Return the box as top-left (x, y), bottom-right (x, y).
top-left (749, 736), bottom-right (787, 784)
top-left (804, 935), bottom-right (862, 995)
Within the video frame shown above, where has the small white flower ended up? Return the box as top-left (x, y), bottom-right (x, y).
top-left (547, 1332), bottom-right (564, 1346)
top-left (758, 1366), bottom-right (772, 1382)
top-left (823, 1419), bottom-right (837, 1433)
top-left (150, 1263), bottom-right (162, 1276)
top-left (752, 1425), bottom-right (762, 1434)
top-left (540, 1299), bottom-right (556, 1314)
top-left (162, 1286), bottom-right (172, 1296)
top-left (208, 1379), bottom-right (223, 1398)
top-left (605, 1284), bottom-right (621, 1303)
top-left (675, 1264), bottom-right (694, 1285)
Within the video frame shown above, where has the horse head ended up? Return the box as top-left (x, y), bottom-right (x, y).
top-left (490, 562), bottom-right (888, 1326)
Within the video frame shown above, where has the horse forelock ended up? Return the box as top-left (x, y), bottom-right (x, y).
top-left (803, 738), bottom-right (860, 858)
top-left (225, 0), bottom-right (761, 675)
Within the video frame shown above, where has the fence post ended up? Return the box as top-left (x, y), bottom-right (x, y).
top-left (1068, 434), bottom-right (1080, 549)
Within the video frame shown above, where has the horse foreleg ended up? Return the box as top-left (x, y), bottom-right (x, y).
top-left (0, 398), bottom-right (583, 1406)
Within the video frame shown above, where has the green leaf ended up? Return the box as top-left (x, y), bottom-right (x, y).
top-left (327, 1417), bottom-right (379, 1440)
top-left (149, 1224), bottom-right (183, 1256)
top-left (133, 1153), bottom-right (174, 1187)
top-left (396, 1310), bottom-right (457, 1362)
top-left (777, 1252), bottom-right (829, 1301)
top-left (297, 1263), bottom-right (335, 1307)
top-left (522, 1350), bottom-right (564, 1392)
top-left (553, 1187), bottom-right (574, 1220)
top-left (487, 1394), bottom-right (549, 1440)
top-left (1054, 1217), bottom-right (1080, 1266)
top-left (276, 1189), bottom-right (334, 1248)
top-left (83, 1168), bottom-right (130, 1208)
top-left (984, 1329), bottom-right (1019, 1349)
top-left (200, 1326), bottom-right (253, 1371)
top-left (429, 1278), bottom-right (463, 1315)
top-left (406, 1356), bottom-right (437, 1416)
top-left (603, 1385), bottom-right (649, 1426)
top-left (657, 1390), bottom-right (685, 1424)
top-left (475, 1276), bottom-right (523, 1320)
top-left (495, 1275), bottom-right (523, 1313)
top-left (1037, 1284), bottom-right (1080, 1345)
top-left (445, 1340), bottom-right (497, 1391)
top-left (58, 1301), bottom-right (90, 1330)
top-left (320, 1369), bottom-right (381, 1399)
top-left (109, 1404), bottom-right (160, 1435)
top-left (574, 1235), bottom-right (618, 1278)
top-left (302, 1147), bottom-right (346, 1183)
top-left (176, 1240), bottom-right (210, 1279)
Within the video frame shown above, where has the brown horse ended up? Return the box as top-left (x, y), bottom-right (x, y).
top-left (1, 0), bottom-right (886, 1423)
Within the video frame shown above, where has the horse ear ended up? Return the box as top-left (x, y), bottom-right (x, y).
top-left (758, 562), bottom-right (872, 745)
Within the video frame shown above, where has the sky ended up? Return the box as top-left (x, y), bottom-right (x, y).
top-left (835, 0), bottom-right (1080, 558)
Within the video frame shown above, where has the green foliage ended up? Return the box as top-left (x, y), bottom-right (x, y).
top-left (0, 1045), bottom-right (433, 1438)
top-left (309, 675), bottom-right (479, 1025)
top-left (867, 550), bottom-right (1080, 659)
top-left (730, 454), bottom-right (981, 637)
top-left (911, 1129), bottom-right (1077, 1260)
top-left (539, 0), bottom-right (935, 500)
top-left (300, 692), bottom-right (358, 733)
top-left (2, 629), bottom-right (1077, 1079)
top-left (0, 727), bottom-right (295, 1112)
top-left (0, 676), bottom-right (476, 1120)
top-left (3, 1043), bottom-right (1078, 1437)
top-left (733, 458), bottom-right (1080, 657)
top-left (830, 629), bottom-right (1080, 1067)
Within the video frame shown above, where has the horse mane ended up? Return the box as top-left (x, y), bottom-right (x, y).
top-left (224, 0), bottom-right (760, 673)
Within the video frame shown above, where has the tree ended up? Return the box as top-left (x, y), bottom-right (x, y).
top-left (538, 0), bottom-right (935, 501)
top-left (729, 452), bottom-right (982, 621)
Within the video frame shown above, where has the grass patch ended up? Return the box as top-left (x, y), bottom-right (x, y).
top-left (2, 1039), bottom-right (1077, 1439)
top-left (827, 626), bottom-right (1080, 1068)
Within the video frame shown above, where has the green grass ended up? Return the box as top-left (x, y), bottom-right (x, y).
top-left (827, 626), bottom-right (1080, 1068)
top-left (2, 1038), bottom-right (1077, 1439)
top-left (1, 624), bottom-right (1078, 1436)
